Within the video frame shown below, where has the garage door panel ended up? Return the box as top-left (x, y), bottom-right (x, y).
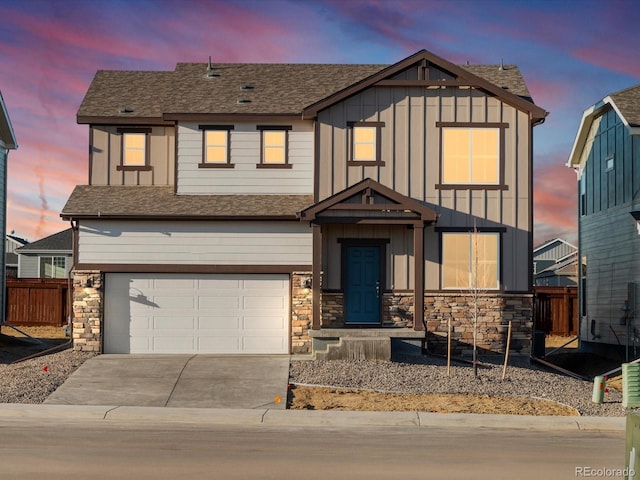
top-left (154, 316), bottom-right (195, 329)
top-left (198, 337), bottom-right (242, 352)
top-left (243, 337), bottom-right (286, 353)
top-left (154, 337), bottom-right (195, 353)
top-left (198, 296), bottom-right (240, 309)
top-left (198, 278), bottom-right (241, 289)
top-left (198, 316), bottom-right (241, 329)
top-left (105, 273), bottom-right (290, 354)
top-left (244, 315), bottom-right (286, 330)
top-left (243, 296), bottom-right (285, 310)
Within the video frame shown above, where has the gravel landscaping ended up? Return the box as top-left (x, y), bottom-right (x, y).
top-left (0, 347), bottom-right (95, 404)
top-left (290, 355), bottom-right (630, 417)
top-left (0, 328), bottom-right (633, 417)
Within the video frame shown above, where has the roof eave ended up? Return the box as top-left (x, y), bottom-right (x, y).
top-left (0, 91), bottom-right (17, 149)
top-left (566, 95), bottom-right (640, 171)
top-left (302, 49), bottom-right (548, 120)
top-left (61, 213), bottom-right (300, 221)
top-left (77, 115), bottom-right (173, 126)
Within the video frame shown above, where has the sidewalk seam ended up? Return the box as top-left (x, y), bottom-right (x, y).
top-left (164, 355), bottom-right (196, 407)
top-left (103, 406), bottom-right (120, 420)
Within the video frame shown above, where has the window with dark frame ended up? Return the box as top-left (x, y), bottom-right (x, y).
top-left (347, 121), bottom-right (385, 166)
top-left (117, 128), bottom-right (152, 171)
top-left (256, 125), bottom-right (292, 168)
top-left (441, 231), bottom-right (500, 290)
top-left (436, 122), bottom-right (507, 189)
top-left (199, 125), bottom-right (234, 168)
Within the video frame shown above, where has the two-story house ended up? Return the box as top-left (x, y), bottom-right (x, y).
top-left (567, 84), bottom-right (640, 356)
top-left (62, 49), bottom-right (547, 357)
top-left (0, 91), bottom-right (17, 325)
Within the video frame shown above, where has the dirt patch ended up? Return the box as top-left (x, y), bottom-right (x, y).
top-left (288, 385), bottom-right (579, 416)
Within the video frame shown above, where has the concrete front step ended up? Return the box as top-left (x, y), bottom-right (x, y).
top-left (313, 337), bottom-right (391, 361)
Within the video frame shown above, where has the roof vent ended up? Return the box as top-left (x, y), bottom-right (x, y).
top-left (240, 84), bottom-right (254, 90)
top-left (237, 99), bottom-right (252, 104)
top-left (205, 56), bottom-right (219, 78)
top-left (498, 59), bottom-right (505, 71)
top-left (119, 107), bottom-right (134, 114)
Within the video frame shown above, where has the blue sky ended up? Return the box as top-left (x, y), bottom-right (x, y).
top-left (1, 0), bottom-right (639, 244)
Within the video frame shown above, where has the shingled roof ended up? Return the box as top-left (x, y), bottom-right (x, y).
top-left (609, 84), bottom-right (640, 127)
top-left (61, 186), bottom-right (314, 219)
top-left (77, 50), bottom-right (543, 123)
top-left (568, 83), bottom-right (640, 169)
top-left (18, 228), bottom-right (72, 252)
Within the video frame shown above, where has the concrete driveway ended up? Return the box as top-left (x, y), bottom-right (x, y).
top-left (44, 355), bottom-right (290, 409)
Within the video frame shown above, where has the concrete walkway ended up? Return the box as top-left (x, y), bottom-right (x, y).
top-left (44, 354), bottom-right (290, 410)
top-left (0, 403), bottom-right (626, 431)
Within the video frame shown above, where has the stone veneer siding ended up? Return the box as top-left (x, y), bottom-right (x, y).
top-left (425, 293), bottom-right (533, 355)
top-left (291, 272), bottom-right (312, 354)
top-left (320, 291), bottom-right (532, 355)
top-left (72, 270), bottom-right (103, 352)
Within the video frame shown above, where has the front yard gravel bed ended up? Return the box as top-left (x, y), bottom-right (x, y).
top-left (289, 355), bottom-right (627, 417)
top-left (0, 349), bottom-right (96, 404)
top-left (1, 346), bottom-right (631, 417)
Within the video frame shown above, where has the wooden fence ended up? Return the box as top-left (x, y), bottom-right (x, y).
top-left (533, 286), bottom-right (578, 336)
top-left (5, 278), bottom-right (69, 327)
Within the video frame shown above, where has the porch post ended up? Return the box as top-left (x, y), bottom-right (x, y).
top-left (413, 222), bottom-right (425, 331)
top-left (312, 223), bottom-right (322, 330)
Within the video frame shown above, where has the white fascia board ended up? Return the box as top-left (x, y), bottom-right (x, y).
top-left (0, 91), bottom-right (17, 150)
top-left (566, 102), bottom-right (602, 172)
top-left (568, 96), bottom-right (640, 174)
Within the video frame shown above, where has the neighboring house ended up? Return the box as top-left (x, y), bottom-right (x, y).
top-left (16, 228), bottom-right (72, 278)
top-left (5, 232), bottom-right (28, 277)
top-left (0, 91), bottom-right (17, 324)
top-left (567, 84), bottom-right (640, 354)
top-left (533, 238), bottom-right (579, 286)
top-left (62, 49), bottom-right (547, 357)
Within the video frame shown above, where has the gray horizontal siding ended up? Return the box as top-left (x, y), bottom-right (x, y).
top-left (78, 220), bottom-right (312, 265)
top-left (18, 254), bottom-right (72, 278)
top-left (176, 122), bottom-right (313, 195)
top-left (581, 201), bottom-right (640, 345)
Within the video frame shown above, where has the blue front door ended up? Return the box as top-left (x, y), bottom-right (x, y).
top-left (345, 245), bottom-right (382, 324)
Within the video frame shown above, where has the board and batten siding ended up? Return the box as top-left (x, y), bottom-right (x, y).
top-left (578, 106), bottom-right (640, 346)
top-left (77, 220), bottom-right (312, 265)
top-left (317, 84), bottom-right (532, 292)
top-left (89, 126), bottom-right (175, 186)
top-left (176, 121), bottom-right (314, 195)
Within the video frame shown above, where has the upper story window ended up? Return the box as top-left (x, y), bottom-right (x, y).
top-left (441, 231), bottom-right (500, 290)
top-left (117, 128), bottom-right (151, 171)
top-left (257, 125), bottom-right (292, 169)
top-left (40, 256), bottom-right (66, 279)
top-left (605, 154), bottom-right (614, 172)
top-left (348, 121), bottom-right (385, 166)
top-left (436, 123), bottom-right (507, 189)
top-left (199, 125), bottom-right (234, 168)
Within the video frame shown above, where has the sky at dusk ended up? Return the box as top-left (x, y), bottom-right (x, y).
top-left (1, 0), bottom-right (639, 245)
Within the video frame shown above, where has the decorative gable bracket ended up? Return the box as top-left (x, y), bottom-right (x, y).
top-left (298, 178), bottom-right (438, 225)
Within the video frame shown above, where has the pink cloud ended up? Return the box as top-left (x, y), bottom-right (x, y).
top-left (533, 163), bottom-right (578, 245)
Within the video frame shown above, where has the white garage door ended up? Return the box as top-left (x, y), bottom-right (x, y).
top-left (104, 273), bottom-right (290, 354)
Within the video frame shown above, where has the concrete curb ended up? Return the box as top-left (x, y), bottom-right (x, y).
top-left (0, 404), bottom-right (626, 431)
